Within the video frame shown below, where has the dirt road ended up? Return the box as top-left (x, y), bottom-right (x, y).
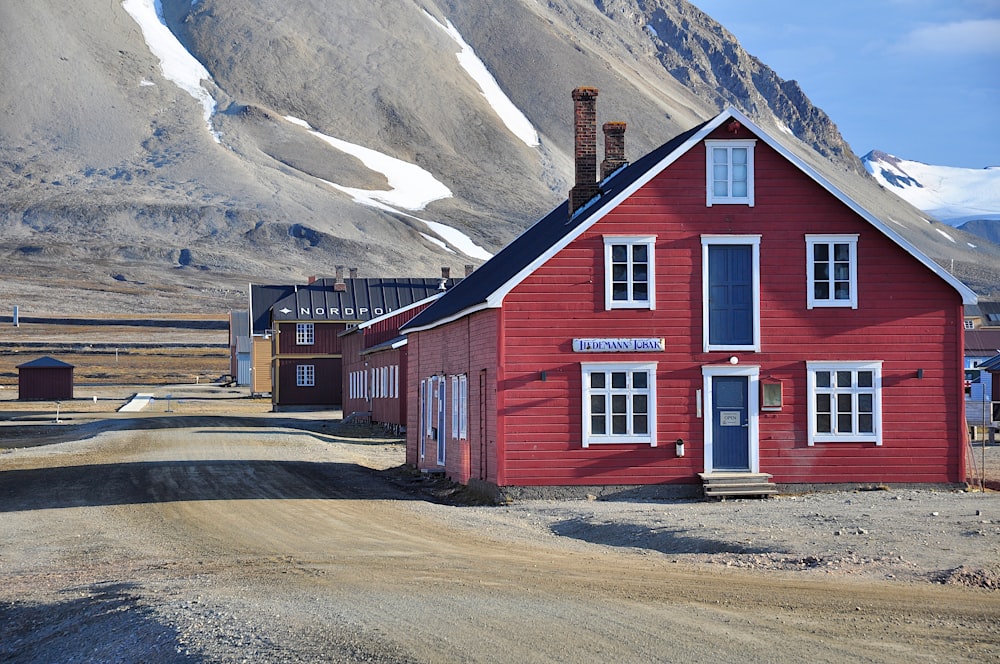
top-left (2, 415), bottom-right (999, 663)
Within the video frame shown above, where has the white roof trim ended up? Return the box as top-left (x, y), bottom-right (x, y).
top-left (355, 292), bottom-right (444, 330)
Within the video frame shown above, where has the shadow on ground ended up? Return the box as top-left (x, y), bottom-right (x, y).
top-left (550, 518), bottom-right (787, 555)
top-left (0, 583), bottom-right (203, 664)
top-left (0, 458), bottom-right (420, 512)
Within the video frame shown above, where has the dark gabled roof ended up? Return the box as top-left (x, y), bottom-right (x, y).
top-left (249, 284), bottom-right (296, 335)
top-left (402, 122), bottom-right (708, 332)
top-left (17, 356), bottom-right (74, 369)
top-left (979, 353), bottom-right (1000, 372)
top-left (402, 107), bottom-right (977, 333)
top-left (271, 278), bottom-right (459, 323)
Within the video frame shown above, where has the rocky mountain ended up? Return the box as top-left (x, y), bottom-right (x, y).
top-left (2, 0), bottom-right (998, 314)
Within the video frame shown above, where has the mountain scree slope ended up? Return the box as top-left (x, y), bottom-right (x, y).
top-left (1, 0), bottom-right (996, 314)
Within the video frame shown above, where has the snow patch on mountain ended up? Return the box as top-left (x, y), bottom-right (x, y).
top-left (122, 0), bottom-right (219, 141)
top-left (425, 11), bottom-right (540, 148)
top-left (284, 116), bottom-right (490, 260)
top-left (862, 150), bottom-right (1000, 226)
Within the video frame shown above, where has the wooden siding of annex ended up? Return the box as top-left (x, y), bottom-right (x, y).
top-left (407, 310), bottom-right (499, 485)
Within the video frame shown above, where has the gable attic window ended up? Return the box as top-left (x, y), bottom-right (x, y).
top-left (296, 322), bottom-right (315, 345)
top-left (706, 140), bottom-right (755, 207)
top-left (604, 236), bottom-right (656, 310)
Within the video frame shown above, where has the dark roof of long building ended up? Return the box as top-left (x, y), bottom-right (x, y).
top-left (402, 107), bottom-right (977, 333)
top-left (17, 356), bottom-right (74, 369)
top-left (267, 278), bottom-right (459, 325)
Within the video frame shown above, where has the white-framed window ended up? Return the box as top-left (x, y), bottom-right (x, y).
top-left (964, 319), bottom-right (975, 330)
top-left (706, 140), bottom-right (755, 206)
top-left (451, 374), bottom-right (468, 440)
top-left (437, 377), bottom-right (447, 465)
top-left (806, 235), bottom-right (858, 309)
top-left (807, 361), bottom-right (882, 446)
top-left (604, 236), bottom-right (656, 310)
top-left (701, 235), bottom-right (761, 352)
top-left (419, 379), bottom-right (427, 459)
top-left (581, 362), bottom-right (656, 447)
top-left (295, 322), bottom-right (315, 345)
top-left (296, 364), bottom-right (315, 387)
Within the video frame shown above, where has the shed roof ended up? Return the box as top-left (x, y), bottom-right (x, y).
top-left (17, 356), bottom-right (74, 369)
top-left (402, 107), bottom-right (977, 333)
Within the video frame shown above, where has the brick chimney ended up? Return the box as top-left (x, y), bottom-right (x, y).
top-left (334, 265), bottom-right (346, 292)
top-left (307, 275), bottom-right (317, 285)
top-left (464, 264), bottom-right (474, 277)
top-left (569, 87), bottom-right (600, 216)
top-left (441, 267), bottom-right (451, 279)
top-left (349, 267), bottom-right (358, 279)
top-left (601, 121), bottom-right (627, 180)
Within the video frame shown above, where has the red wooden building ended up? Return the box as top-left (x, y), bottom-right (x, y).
top-left (401, 88), bottom-right (977, 498)
top-left (340, 295), bottom-right (441, 431)
top-left (252, 273), bottom-right (458, 408)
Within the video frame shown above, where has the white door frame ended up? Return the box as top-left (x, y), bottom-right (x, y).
top-left (702, 365), bottom-right (760, 474)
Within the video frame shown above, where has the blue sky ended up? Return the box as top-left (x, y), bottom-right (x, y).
top-left (689, 0), bottom-right (999, 168)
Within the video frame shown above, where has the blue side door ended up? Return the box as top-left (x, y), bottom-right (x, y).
top-left (708, 245), bottom-right (753, 346)
top-left (712, 375), bottom-right (750, 470)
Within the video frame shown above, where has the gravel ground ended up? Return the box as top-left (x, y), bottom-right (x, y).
top-left (428, 485), bottom-right (1000, 588)
top-left (1, 398), bottom-right (999, 662)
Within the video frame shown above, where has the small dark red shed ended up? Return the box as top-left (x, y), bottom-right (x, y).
top-left (17, 356), bottom-right (74, 401)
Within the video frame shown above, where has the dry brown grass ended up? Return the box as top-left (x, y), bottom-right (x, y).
top-left (0, 318), bottom-right (229, 388)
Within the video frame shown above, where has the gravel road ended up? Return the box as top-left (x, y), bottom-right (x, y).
top-left (1, 410), bottom-right (999, 663)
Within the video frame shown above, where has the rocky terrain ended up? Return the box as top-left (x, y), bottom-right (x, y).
top-left (2, 0), bottom-right (998, 315)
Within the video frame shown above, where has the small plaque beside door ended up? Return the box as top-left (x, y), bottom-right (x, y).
top-left (719, 411), bottom-right (741, 426)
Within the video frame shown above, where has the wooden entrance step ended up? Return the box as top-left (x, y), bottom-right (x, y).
top-left (698, 472), bottom-right (777, 499)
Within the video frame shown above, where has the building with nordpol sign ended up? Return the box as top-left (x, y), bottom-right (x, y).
top-left (400, 88), bottom-right (976, 499)
top-left (247, 271), bottom-right (460, 408)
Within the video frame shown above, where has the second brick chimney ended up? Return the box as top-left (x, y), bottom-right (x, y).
top-left (601, 121), bottom-right (627, 180)
top-left (569, 87), bottom-right (600, 216)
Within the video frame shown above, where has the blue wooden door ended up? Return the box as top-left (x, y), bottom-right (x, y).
top-left (708, 245), bottom-right (753, 346)
top-left (712, 376), bottom-right (750, 470)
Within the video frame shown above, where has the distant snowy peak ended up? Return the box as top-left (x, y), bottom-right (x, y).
top-left (862, 150), bottom-right (1000, 226)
